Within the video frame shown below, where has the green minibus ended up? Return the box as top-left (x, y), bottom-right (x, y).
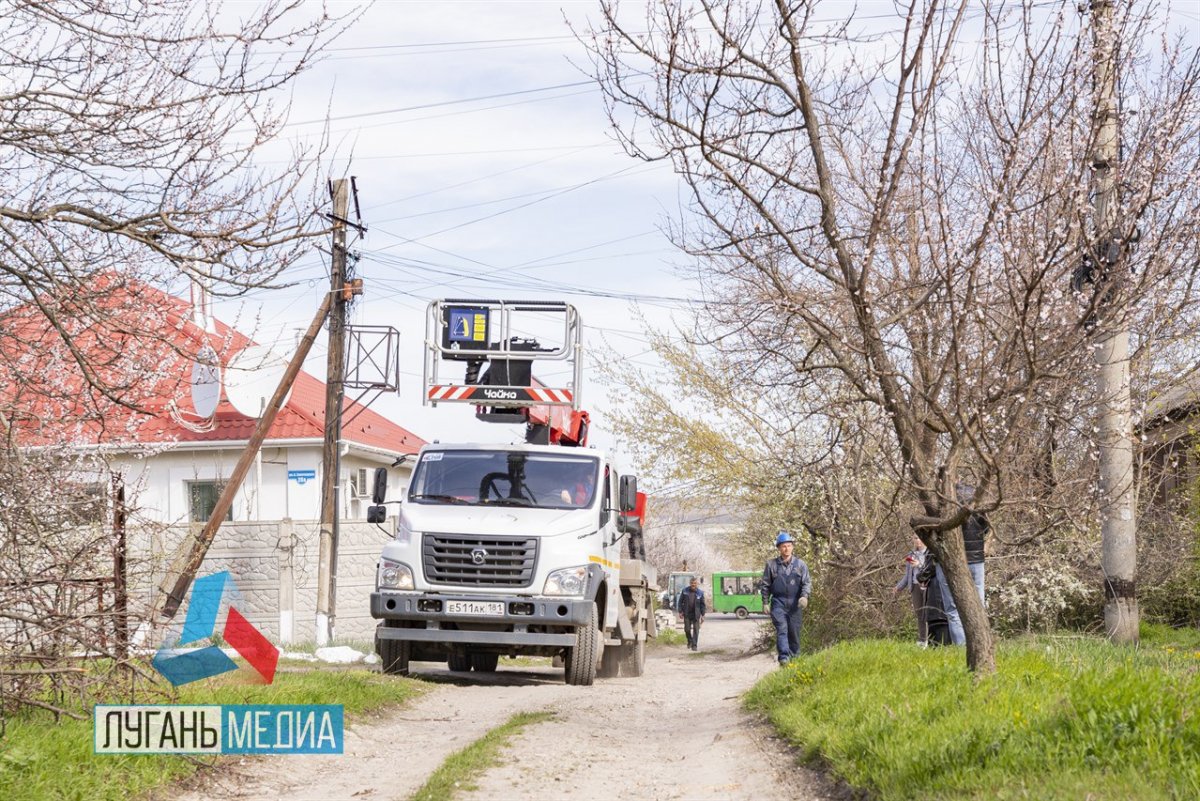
top-left (711, 571), bottom-right (764, 618)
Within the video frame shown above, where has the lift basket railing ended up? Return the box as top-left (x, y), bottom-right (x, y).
top-left (422, 299), bottom-right (581, 410)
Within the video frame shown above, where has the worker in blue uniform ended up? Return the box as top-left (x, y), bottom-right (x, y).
top-left (760, 531), bottom-right (812, 665)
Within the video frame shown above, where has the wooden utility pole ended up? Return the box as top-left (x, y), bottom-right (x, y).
top-left (1090, 0), bottom-right (1138, 643)
top-left (151, 291), bottom-right (333, 623)
top-left (316, 179), bottom-right (349, 646)
top-left (111, 473), bottom-right (128, 659)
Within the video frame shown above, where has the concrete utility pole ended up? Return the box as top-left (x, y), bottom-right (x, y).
top-left (1090, 0), bottom-right (1138, 643)
top-left (316, 179), bottom-right (350, 646)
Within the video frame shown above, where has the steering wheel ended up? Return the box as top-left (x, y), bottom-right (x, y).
top-left (478, 472), bottom-right (538, 504)
top-left (479, 472), bottom-right (509, 501)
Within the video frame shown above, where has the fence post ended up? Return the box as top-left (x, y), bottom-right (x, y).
top-left (278, 518), bottom-right (295, 645)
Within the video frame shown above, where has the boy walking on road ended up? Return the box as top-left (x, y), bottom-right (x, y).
top-left (761, 531), bottom-right (812, 665)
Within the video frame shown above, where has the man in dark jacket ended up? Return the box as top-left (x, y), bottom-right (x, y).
top-left (677, 576), bottom-right (706, 651)
top-left (761, 531), bottom-right (812, 665)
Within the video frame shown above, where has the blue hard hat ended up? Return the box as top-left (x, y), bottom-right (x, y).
top-left (775, 531), bottom-right (795, 546)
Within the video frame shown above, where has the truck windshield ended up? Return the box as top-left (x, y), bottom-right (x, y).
top-left (408, 451), bottom-right (600, 510)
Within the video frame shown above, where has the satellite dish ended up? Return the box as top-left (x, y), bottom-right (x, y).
top-left (189, 345), bottom-right (221, 418)
top-left (225, 345), bottom-right (291, 418)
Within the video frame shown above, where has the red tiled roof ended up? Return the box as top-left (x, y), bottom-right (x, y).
top-left (0, 275), bottom-right (424, 455)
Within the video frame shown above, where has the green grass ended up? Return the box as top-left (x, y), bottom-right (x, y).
top-left (408, 711), bottom-right (554, 801)
top-left (653, 628), bottom-right (687, 647)
top-left (1140, 621), bottom-right (1200, 651)
top-left (746, 629), bottom-right (1200, 801)
top-left (278, 638), bottom-right (376, 656)
top-left (500, 656), bottom-right (552, 668)
top-left (0, 665), bottom-right (424, 801)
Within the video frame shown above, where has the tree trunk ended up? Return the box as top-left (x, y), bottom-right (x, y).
top-left (935, 530), bottom-right (996, 674)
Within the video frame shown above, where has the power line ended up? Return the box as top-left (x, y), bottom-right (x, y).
top-left (364, 254), bottom-right (693, 305)
top-left (362, 146), bottom-right (604, 211)
top-left (372, 168), bottom-right (648, 224)
top-left (367, 163), bottom-right (655, 233)
top-left (282, 80), bottom-right (594, 127)
top-left (268, 85), bottom-right (608, 146)
top-left (271, 33), bottom-right (579, 56)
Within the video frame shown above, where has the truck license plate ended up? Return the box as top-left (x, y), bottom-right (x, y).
top-left (446, 600), bottom-right (505, 616)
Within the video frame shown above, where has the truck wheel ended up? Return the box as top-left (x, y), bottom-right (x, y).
top-left (447, 652), bottom-right (471, 672)
top-left (378, 638), bottom-right (411, 676)
top-left (469, 652), bottom-right (499, 672)
top-left (735, 606), bottom-right (749, 619)
top-left (598, 645), bottom-right (622, 678)
top-left (564, 603), bottom-right (599, 686)
top-left (619, 637), bottom-right (645, 677)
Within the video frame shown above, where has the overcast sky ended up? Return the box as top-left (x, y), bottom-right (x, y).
top-left (207, 0), bottom-right (692, 458)
top-left (202, 0), bottom-right (1200, 471)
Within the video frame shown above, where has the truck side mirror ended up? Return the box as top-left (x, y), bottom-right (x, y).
top-left (372, 467), bottom-right (389, 504)
top-left (619, 475), bottom-right (638, 512)
top-left (366, 505), bottom-right (387, 524)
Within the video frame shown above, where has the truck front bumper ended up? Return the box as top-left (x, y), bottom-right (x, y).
top-left (371, 590), bottom-right (591, 647)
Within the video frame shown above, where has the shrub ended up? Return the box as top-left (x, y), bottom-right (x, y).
top-left (989, 558), bottom-right (1099, 634)
top-left (1141, 566), bottom-right (1200, 626)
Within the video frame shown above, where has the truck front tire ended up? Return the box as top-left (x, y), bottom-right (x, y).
top-left (564, 603), bottom-right (600, 686)
top-left (448, 652), bottom-right (471, 672)
top-left (379, 638), bottom-right (411, 676)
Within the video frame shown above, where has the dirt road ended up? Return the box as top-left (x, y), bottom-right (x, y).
top-left (179, 617), bottom-right (835, 801)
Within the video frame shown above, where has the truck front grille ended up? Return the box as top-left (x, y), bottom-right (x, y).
top-left (422, 533), bottom-right (538, 588)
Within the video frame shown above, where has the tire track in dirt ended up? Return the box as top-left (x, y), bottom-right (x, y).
top-left (173, 680), bottom-right (575, 801)
top-left (459, 617), bottom-right (832, 801)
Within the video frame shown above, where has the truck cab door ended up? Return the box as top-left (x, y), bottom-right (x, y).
top-left (599, 465), bottom-right (621, 630)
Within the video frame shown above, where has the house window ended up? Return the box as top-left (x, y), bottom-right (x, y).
top-left (188, 481), bottom-right (232, 523)
top-left (64, 482), bottom-right (108, 526)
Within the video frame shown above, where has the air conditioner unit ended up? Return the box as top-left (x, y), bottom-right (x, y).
top-left (350, 468), bottom-right (371, 499)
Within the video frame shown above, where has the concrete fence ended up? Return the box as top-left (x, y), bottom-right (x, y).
top-left (131, 517), bottom-right (393, 645)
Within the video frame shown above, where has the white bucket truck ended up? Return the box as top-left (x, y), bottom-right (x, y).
top-left (368, 300), bottom-right (655, 685)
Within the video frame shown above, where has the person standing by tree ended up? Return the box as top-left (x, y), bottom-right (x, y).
top-left (893, 534), bottom-right (929, 646)
top-left (936, 485), bottom-right (991, 645)
top-left (761, 531), bottom-right (812, 665)
top-left (917, 554), bottom-right (952, 647)
top-left (958, 484), bottom-right (991, 606)
top-left (676, 576), bottom-right (706, 651)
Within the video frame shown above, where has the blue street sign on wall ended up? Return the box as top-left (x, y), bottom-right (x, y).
top-left (288, 470), bottom-right (317, 485)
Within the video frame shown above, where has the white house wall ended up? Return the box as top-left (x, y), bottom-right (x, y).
top-left (112, 446), bottom-right (412, 524)
top-left (110, 448), bottom-right (415, 645)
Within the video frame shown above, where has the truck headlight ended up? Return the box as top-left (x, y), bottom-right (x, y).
top-left (377, 560), bottom-right (414, 590)
top-left (543, 565), bottom-right (588, 597)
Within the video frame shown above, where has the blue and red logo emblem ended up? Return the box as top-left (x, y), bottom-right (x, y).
top-left (152, 571), bottom-right (278, 686)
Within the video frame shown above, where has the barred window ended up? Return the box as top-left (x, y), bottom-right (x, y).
top-left (188, 480), bottom-right (232, 523)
